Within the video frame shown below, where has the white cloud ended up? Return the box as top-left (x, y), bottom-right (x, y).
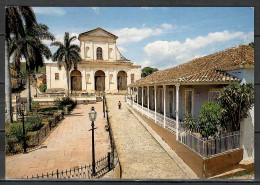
top-left (140, 7), bottom-right (153, 10)
top-left (32, 7), bottom-right (66, 16)
top-left (114, 23), bottom-right (176, 45)
top-left (161, 23), bottom-right (175, 30)
top-left (92, 7), bottom-right (100, 14)
top-left (143, 30), bottom-right (253, 69)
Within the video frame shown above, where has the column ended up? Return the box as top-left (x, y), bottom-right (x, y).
top-left (142, 86), bottom-right (144, 115)
top-left (163, 85), bottom-right (166, 129)
top-left (82, 68), bottom-right (86, 90)
top-left (90, 69), bottom-right (95, 92)
top-left (154, 85), bottom-right (157, 122)
top-left (176, 83), bottom-right (180, 141)
top-left (105, 71), bottom-right (109, 92)
top-left (137, 87), bottom-right (139, 105)
top-left (147, 86), bottom-right (149, 118)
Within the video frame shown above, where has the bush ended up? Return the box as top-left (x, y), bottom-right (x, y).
top-left (31, 101), bottom-right (39, 110)
top-left (183, 114), bottom-right (197, 132)
top-left (25, 115), bottom-right (43, 132)
top-left (217, 82), bottom-right (254, 132)
top-left (40, 84), bottom-right (47, 93)
top-left (198, 101), bottom-right (222, 139)
top-left (7, 123), bottom-right (24, 143)
top-left (54, 96), bottom-right (75, 110)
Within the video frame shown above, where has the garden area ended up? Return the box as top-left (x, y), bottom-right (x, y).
top-left (5, 97), bottom-right (77, 155)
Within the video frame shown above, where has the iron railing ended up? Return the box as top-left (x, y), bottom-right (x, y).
top-left (127, 97), bottom-right (241, 159)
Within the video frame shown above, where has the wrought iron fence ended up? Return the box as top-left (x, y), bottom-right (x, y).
top-left (29, 112), bottom-right (64, 147)
top-left (28, 95), bottom-right (120, 179)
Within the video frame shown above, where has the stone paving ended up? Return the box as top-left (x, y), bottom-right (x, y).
top-left (6, 102), bottom-right (110, 178)
top-left (106, 95), bottom-right (189, 179)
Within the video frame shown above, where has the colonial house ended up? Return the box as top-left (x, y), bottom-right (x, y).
top-left (127, 45), bottom-right (254, 177)
top-left (46, 27), bottom-right (141, 94)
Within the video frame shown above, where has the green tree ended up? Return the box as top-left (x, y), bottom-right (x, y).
top-left (5, 6), bottom-right (36, 122)
top-left (198, 102), bottom-right (222, 139)
top-left (51, 32), bottom-right (81, 96)
top-left (9, 23), bottom-right (54, 112)
top-left (141, 67), bottom-right (158, 78)
top-left (217, 82), bottom-right (254, 132)
top-left (249, 42), bottom-right (254, 48)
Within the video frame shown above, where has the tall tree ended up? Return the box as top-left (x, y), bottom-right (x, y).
top-left (5, 6), bottom-right (36, 122)
top-left (141, 67), bottom-right (158, 78)
top-left (51, 32), bottom-right (81, 96)
top-left (9, 23), bottom-right (54, 112)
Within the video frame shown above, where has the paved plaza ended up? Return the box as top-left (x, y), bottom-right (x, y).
top-left (6, 102), bottom-right (110, 178)
top-left (106, 95), bottom-right (190, 179)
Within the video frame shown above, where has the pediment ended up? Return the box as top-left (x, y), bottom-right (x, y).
top-left (79, 27), bottom-right (118, 40)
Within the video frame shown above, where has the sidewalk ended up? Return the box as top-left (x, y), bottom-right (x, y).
top-left (6, 102), bottom-right (110, 178)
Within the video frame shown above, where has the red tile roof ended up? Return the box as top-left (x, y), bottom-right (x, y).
top-left (130, 45), bottom-right (254, 86)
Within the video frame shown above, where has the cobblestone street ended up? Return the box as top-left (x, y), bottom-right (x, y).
top-left (106, 95), bottom-right (189, 179)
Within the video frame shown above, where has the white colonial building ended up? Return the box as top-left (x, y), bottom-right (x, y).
top-left (46, 27), bottom-right (141, 94)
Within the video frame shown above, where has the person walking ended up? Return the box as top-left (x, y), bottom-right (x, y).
top-left (118, 101), bottom-right (121, 109)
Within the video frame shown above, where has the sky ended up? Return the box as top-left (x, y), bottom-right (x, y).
top-left (32, 7), bottom-right (254, 70)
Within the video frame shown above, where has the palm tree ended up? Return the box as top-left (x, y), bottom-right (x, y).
top-left (9, 23), bottom-right (54, 112)
top-left (51, 32), bottom-right (81, 96)
top-left (5, 6), bottom-right (36, 122)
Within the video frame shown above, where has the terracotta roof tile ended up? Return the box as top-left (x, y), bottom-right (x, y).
top-left (131, 45), bottom-right (253, 86)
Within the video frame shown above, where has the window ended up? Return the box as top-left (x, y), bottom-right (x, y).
top-left (55, 73), bottom-right (59, 80)
top-left (131, 74), bottom-right (135, 83)
top-left (209, 89), bottom-right (220, 102)
top-left (97, 47), bottom-right (102, 60)
top-left (185, 89), bottom-right (193, 115)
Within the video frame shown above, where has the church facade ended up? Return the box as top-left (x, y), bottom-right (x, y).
top-left (46, 27), bottom-right (141, 94)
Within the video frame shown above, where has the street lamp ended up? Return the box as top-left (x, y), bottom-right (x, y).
top-left (103, 91), bottom-right (105, 118)
top-left (18, 102), bottom-right (27, 153)
top-left (89, 106), bottom-right (97, 175)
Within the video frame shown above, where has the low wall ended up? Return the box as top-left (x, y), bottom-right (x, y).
top-left (133, 110), bottom-right (243, 178)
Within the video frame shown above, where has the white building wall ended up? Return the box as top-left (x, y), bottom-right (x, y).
top-left (240, 106), bottom-right (254, 159)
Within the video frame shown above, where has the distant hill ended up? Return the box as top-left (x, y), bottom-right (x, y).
top-left (10, 62), bottom-right (46, 75)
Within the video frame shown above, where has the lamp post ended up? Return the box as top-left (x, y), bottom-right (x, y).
top-left (18, 102), bottom-right (27, 153)
top-left (89, 106), bottom-right (97, 175)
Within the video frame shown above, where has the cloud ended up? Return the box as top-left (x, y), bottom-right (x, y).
top-left (140, 7), bottom-right (153, 10)
top-left (161, 23), bottom-right (175, 30)
top-left (92, 7), bottom-right (100, 14)
top-left (143, 30), bottom-right (253, 69)
top-left (32, 7), bottom-right (66, 16)
top-left (113, 23), bottom-right (176, 45)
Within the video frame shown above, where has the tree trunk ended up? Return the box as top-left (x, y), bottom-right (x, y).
top-left (26, 72), bottom-right (31, 112)
top-left (5, 40), bottom-right (13, 123)
top-left (66, 70), bottom-right (70, 97)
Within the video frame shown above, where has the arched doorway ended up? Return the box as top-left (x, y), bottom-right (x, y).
top-left (117, 71), bottom-right (127, 91)
top-left (95, 70), bottom-right (105, 91)
top-left (71, 70), bottom-right (82, 91)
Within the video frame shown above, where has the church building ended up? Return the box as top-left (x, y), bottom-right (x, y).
top-left (46, 27), bottom-right (141, 94)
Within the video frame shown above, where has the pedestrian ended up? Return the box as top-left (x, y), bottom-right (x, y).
top-left (118, 101), bottom-right (121, 109)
